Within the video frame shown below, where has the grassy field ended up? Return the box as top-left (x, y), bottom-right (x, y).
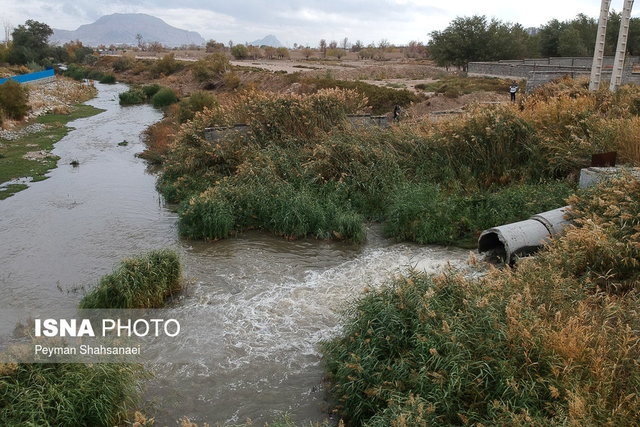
top-left (0, 104), bottom-right (104, 200)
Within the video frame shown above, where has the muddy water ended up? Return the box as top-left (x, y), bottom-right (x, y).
top-left (0, 83), bottom-right (471, 425)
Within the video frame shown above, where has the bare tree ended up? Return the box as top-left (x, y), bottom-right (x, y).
top-left (319, 39), bottom-right (326, 57)
top-left (3, 19), bottom-right (13, 47)
top-left (341, 37), bottom-right (349, 50)
top-left (329, 40), bottom-right (338, 49)
top-left (135, 33), bottom-right (144, 50)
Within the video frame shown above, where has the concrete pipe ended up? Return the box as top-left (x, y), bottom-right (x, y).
top-left (478, 206), bottom-right (570, 264)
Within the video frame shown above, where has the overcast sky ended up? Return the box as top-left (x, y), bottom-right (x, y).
top-left (3, 0), bottom-right (638, 47)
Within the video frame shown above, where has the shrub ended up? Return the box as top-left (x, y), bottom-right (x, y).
top-left (118, 88), bottom-right (145, 105)
top-left (178, 91), bottom-right (218, 123)
top-left (78, 249), bottom-right (182, 309)
top-left (98, 73), bottom-right (116, 84)
top-left (151, 87), bottom-right (178, 108)
top-left (231, 44), bottom-right (249, 59)
top-left (0, 80), bottom-right (29, 120)
top-left (192, 53), bottom-right (230, 82)
top-left (0, 362), bottom-right (145, 426)
top-left (152, 53), bottom-right (180, 77)
top-left (112, 55), bottom-right (135, 72)
top-left (141, 83), bottom-right (161, 99)
top-left (223, 72), bottom-right (241, 89)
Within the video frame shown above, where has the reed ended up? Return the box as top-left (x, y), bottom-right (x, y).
top-left (79, 249), bottom-right (182, 309)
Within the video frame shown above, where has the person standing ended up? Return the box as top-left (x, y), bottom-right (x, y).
top-left (510, 81), bottom-right (519, 103)
top-left (393, 104), bottom-right (401, 122)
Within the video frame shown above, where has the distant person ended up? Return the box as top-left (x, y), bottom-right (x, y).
top-left (393, 104), bottom-right (401, 122)
top-left (510, 81), bottom-right (519, 103)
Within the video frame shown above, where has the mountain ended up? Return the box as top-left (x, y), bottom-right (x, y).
top-left (51, 13), bottom-right (205, 48)
top-left (250, 35), bottom-right (283, 48)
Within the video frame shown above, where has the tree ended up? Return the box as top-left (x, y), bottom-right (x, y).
top-left (8, 20), bottom-right (53, 65)
top-left (351, 40), bottom-right (363, 52)
top-left (192, 53), bottom-right (230, 82)
top-left (206, 39), bottom-right (225, 53)
top-left (319, 39), bottom-right (327, 57)
top-left (264, 45), bottom-right (276, 59)
top-left (341, 37), bottom-right (349, 50)
top-left (276, 47), bottom-right (290, 59)
top-left (558, 27), bottom-right (588, 56)
top-left (231, 44), bottom-right (249, 59)
top-left (302, 47), bottom-right (314, 59)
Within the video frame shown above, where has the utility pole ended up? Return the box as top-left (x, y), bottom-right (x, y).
top-left (610, 0), bottom-right (635, 91)
top-left (589, 0), bottom-right (611, 91)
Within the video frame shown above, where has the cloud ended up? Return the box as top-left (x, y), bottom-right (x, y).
top-left (2, 0), bottom-right (630, 47)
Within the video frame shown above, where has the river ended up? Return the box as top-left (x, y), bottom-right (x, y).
top-left (0, 83), bottom-right (471, 425)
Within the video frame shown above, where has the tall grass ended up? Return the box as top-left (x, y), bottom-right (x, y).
top-left (324, 174), bottom-right (640, 425)
top-left (153, 78), bottom-right (640, 245)
top-left (0, 362), bottom-right (145, 426)
top-left (79, 249), bottom-right (182, 309)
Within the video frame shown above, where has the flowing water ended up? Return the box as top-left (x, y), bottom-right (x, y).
top-left (0, 83), bottom-right (472, 425)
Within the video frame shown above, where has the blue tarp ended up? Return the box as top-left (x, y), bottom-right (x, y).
top-left (0, 69), bottom-right (55, 85)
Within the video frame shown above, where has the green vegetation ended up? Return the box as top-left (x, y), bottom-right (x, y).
top-left (191, 53), bottom-right (230, 82)
top-left (7, 20), bottom-right (53, 65)
top-left (151, 87), bottom-right (178, 108)
top-left (156, 78), bottom-right (640, 246)
top-left (64, 64), bottom-right (105, 81)
top-left (0, 104), bottom-right (104, 199)
top-left (178, 91), bottom-right (218, 123)
top-left (1, 248), bottom-right (181, 425)
top-left (119, 84), bottom-right (177, 108)
top-left (428, 12), bottom-right (640, 70)
top-left (98, 73), bottom-right (116, 84)
top-left (231, 44), bottom-right (249, 59)
top-left (0, 362), bottom-right (146, 426)
top-left (0, 80), bottom-right (29, 120)
top-left (79, 249), bottom-right (182, 309)
top-left (323, 174), bottom-right (640, 425)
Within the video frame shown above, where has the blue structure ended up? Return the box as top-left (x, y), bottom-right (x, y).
top-left (0, 69), bottom-right (55, 85)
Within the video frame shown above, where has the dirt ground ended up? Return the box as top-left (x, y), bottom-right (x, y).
top-left (104, 50), bottom-right (508, 119)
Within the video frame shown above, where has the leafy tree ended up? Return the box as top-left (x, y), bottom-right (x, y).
top-left (276, 47), bottom-right (290, 59)
top-left (302, 48), bottom-right (314, 59)
top-left (428, 16), bottom-right (493, 70)
top-left (231, 44), bottom-right (249, 59)
top-left (558, 27), bottom-right (589, 56)
top-left (8, 20), bottom-right (53, 65)
top-left (263, 45), bottom-right (276, 59)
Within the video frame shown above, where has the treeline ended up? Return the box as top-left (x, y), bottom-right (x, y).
top-left (0, 20), bottom-right (97, 69)
top-left (429, 12), bottom-right (640, 70)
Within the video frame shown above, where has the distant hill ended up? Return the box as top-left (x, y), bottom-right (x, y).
top-left (250, 35), bottom-right (283, 48)
top-left (51, 13), bottom-right (205, 48)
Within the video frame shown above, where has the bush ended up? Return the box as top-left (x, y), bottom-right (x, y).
top-left (151, 87), bottom-right (178, 108)
top-left (112, 55), bottom-right (135, 72)
top-left (98, 73), bottom-right (116, 84)
top-left (141, 83), bottom-right (161, 99)
top-left (178, 91), bottom-right (218, 123)
top-left (192, 53), bottom-right (230, 82)
top-left (152, 53), bottom-right (180, 77)
top-left (0, 363), bottom-right (145, 426)
top-left (231, 44), bottom-right (249, 59)
top-left (223, 72), bottom-right (241, 89)
top-left (118, 88), bottom-right (145, 105)
top-left (78, 249), bottom-right (182, 309)
top-left (0, 80), bottom-right (29, 120)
